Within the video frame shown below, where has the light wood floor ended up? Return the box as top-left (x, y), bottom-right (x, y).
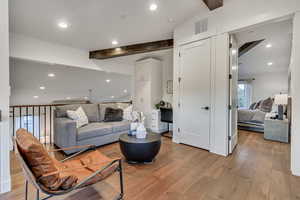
top-left (1, 130), bottom-right (300, 200)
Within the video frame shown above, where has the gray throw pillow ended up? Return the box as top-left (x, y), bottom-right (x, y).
top-left (99, 103), bottom-right (118, 121)
top-left (254, 100), bottom-right (262, 110)
top-left (259, 97), bottom-right (273, 113)
top-left (249, 102), bottom-right (256, 110)
top-left (104, 107), bottom-right (123, 122)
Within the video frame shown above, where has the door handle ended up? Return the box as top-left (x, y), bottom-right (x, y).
top-left (201, 106), bottom-right (210, 110)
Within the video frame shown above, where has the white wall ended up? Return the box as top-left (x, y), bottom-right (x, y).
top-left (175, 0), bottom-right (300, 42)
top-left (10, 33), bottom-right (174, 88)
top-left (10, 33), bottom-right (135, 75)
top-left (291, 11), bottom-right (300, 176)
top-left (162, 53), bottom-right (173, 104)
top-left (241, 71), bottom-right (289, 102)
top-left (173, 0), bottom-right (300, 157)
top-left (0, 0), bottom-right (11, 193)
top-left (10, 33), bottom-right (100, 71)
top-left (10, 58), bottom-right (132, 105)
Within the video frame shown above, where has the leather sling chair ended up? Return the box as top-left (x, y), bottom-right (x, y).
top-left (14, 129), bottom-right (124, 200)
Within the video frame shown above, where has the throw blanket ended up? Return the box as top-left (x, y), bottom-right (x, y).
top-left (238, 109), bottom-right (266, 123)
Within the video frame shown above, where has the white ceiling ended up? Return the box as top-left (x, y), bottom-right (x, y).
top-left (10, 58), bottom-right (132, 105)
top-left (9, 0), bottom-right (205, 50)
top-left (235, 19), bottom-right (293, 78)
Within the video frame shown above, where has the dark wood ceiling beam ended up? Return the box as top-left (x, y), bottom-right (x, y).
top-left (89, 39), bottom-right (173, 60)
top-left (238, 39), bottom-right (265, 57)
top-left (202, 0), bottom-right (223, 10)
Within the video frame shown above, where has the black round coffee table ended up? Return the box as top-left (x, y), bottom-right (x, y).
top-left (119, 132), bottom-right (161, 164)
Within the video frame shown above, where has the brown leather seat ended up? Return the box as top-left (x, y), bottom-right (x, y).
top-left (15, 129), bottom-right (124, 199)
top-left (53, 150), bottom-right (118, 187)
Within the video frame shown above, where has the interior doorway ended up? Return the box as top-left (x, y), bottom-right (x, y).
top-left (178, 38), bottom-right (212, 150)
top-left (229, 17), bottom-right (293, 153)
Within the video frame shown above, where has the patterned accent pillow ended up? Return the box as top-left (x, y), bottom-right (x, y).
top-left (123, 105), bottom-right (133, 121)
top-left (67, 106), bottom-right (89, 128)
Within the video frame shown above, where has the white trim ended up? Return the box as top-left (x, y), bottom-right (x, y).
top-left (0, 122), bottom-right (11, 194)
top-left (176, 29), bottom-right (217, 47)
top-left (0, 0), bottom-right (11, 194)
top-left (209, 37), bottom-right (216, 154)
top-left (0, 178), bottom-right (11, 194)
top-left (292, 168), bottom-right (300, 177)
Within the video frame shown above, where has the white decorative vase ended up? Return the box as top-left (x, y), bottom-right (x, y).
top-left (136, 123), bottom-right (147, 139)
top-left (130, 122), bottom-right (138, 135)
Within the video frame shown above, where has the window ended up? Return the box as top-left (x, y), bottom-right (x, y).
top-left (238, 83), bottom-right (252, 109)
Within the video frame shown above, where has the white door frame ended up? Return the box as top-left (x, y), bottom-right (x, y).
top-left (174, 31), bottom-right (223, 154)
top-left (178, 38), bottom-right (212, 150)
top-left (228, 35), bottom-right (239, 154)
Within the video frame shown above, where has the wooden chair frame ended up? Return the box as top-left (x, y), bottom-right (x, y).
top-left (15, 143), bottom-right (124, 200)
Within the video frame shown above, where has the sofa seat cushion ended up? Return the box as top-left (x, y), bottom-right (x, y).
top-left (77, 123), bottom-right (113, 141)
top-left (106, 120), bottom-right (130, 132)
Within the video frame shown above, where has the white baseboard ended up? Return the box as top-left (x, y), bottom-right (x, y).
top-left (0, 178), bottom-right (11, 194)
top-left (210, 148), bottom-right (228, 157)
top-left (292, 168), bottom-right (300, 177)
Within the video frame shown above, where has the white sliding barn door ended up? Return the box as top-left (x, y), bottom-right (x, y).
top-left (178, 38), bottom-right (211, 150)
top-left (229, 36), bottom-right (238, 154)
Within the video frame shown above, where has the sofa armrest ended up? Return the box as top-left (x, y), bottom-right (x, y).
top-left (54, 118), bottom-right (77, 149)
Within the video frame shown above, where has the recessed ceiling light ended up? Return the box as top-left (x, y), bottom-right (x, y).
top-left (112, 40), bottom-right (118, 45)
top-left (111, 96), bottom-right (115, 98)
top-left (48, 73), bottom-right (55, 77)
top-left (106, 79), bottom-right (111, 83)
top-left (150, 3), bottom-right (158, 11)
top-left (66, 97), bottom-right (71, 100)
top-left (124, 89), bottom-right (128, 93)
top-left (267, 62), bottom-right (273, 66)
top-left (39, 86), bottom-right (46, 90)
top-left (33, 96), bottom-right (39, 99)
top-left (231, 49), bottom-right (237, 55)
top-left (58, 22), bottom-right (69, 29)
top-left (266, 44), bottom-right (272, 48)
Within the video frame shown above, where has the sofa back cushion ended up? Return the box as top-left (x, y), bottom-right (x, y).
top-left (16, 129), bottom-right (78, 190)
top-left (55, 104), bottom-right (100, 122)
top-left (98, 102), bottom-right (131, 121)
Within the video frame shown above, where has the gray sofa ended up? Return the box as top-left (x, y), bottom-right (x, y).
top-left (54, 102), bottom-right (131, 154)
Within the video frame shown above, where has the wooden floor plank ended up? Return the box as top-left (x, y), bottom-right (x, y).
top-left (0, 130), bottom-right (298, 200)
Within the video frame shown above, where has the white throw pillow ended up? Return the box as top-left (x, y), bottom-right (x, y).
top-left (67, 106), bottom-right (89, 128)
top-left (123, 105), bottom-right (133, 121)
